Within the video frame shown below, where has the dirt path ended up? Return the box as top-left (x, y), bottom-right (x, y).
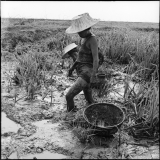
top-left (1, 61), bottom-right (159, 159)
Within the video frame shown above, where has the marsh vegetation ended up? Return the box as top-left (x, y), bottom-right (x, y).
top-left (1, 18), bottom-right (159, 159)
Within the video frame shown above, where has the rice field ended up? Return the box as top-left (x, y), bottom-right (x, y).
top-left (2, 18), bottom-right (159, 79)
top-left (1, 18), bottom-right (159, 143)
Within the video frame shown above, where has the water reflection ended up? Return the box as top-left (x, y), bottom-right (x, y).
top-left (21, 151), bottom-right (68, 159)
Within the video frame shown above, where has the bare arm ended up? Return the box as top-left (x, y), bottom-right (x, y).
top-left (70, 61), bottom-right (78, 71)
top-left (89, 37), bottom-right (99, 77)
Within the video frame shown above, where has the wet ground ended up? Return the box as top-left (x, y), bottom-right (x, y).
top-left (2, 112), bottom-right (21, 134)
top-left (1, 61), bottom-right (159, 159)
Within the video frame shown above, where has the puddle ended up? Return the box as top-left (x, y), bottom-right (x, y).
top-left (1, 112), bottom-right (21, 134)
top-left (109, 81), bottom-right (140, 99)
top-left (10, 151), bottom-right (68, 159)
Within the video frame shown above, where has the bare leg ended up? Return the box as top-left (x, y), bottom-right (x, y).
top-left (66, 77), bottom-right (88, 112)
top-left (83, 86), bottom-right (95, 104)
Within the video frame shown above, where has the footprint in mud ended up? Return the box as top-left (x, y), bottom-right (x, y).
top-left (40, 104), bottom-right (50, 110)
top-left (2, 132), bottom-right (16, 137)
top-left (45, 143), bottom-right (54, 151)
top-left (10, 143), bottom-right (69, 159)
top-left (36, 147), bottom-right (44, 153)
top-left (15, 123), bottom-right (37, 138)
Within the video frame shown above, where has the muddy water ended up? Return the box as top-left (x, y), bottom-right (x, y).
top-left (8, 151), bottom-right (68, 159)
top-left (1, 112), bottom-right (21, 134)
top-left (21, 151), bottom-right (68, 159)
top-left (109, 81), bottom-right (140, 99)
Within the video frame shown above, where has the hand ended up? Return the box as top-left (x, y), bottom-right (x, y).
top-left (67, 68), bottom-right (73, 77)
top-left (90, 75), bottom-right (96, 83)
top-left (90, 75), bottom-right (97, 88)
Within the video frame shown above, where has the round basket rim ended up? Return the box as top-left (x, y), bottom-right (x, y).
top-left (83, 102), bottom-right (125, 129)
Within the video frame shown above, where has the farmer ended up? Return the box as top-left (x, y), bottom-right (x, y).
top-left (62, 43), bottom-right (78, 77)
top-left (62, 43), bottom-right (96, 106)
top-left (65, 13), bottom-right (100, 112)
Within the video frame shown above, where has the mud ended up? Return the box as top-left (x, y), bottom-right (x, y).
top-left (1, 61), bottom-right (159, 159)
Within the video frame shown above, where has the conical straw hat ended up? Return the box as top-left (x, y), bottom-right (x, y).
top-left (66, 13), bottom-right (100, 34)
top-left (62, 43), bottom-right (77, 59)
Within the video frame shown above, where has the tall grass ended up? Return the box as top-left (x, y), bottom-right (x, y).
top-left (13, 51), bottom-right (57, 100)
top-left (94, 28), bottom-right (159, 80)
top-left (2, 19), bottom-right (158, 81)
top-left (94, 27), bottom-right (159, 139)
top-left (123, 70), bottom-right (159, 139)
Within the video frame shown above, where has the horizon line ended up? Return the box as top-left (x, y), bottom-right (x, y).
top-left (1, 16), bottom-right (159, 24)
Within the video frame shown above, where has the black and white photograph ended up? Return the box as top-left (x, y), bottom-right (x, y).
top-left (1, 1), bottom-right (159, 159)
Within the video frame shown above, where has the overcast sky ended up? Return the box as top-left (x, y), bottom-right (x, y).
top-left (1, 1), bottom-right (159, 23)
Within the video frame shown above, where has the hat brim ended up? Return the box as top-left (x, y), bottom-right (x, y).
top-left (62, 52), bottom-right (70, 59)
top-left (66, 19), bottom-right (100, 34)
top-left (62, 43), bottom-right (77, 59)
